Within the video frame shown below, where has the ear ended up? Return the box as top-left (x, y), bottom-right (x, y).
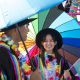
top-left (54, 41), bottom-right (57, 46)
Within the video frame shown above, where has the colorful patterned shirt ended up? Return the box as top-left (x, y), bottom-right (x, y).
top-left (33, 52), bottom-right (70, 80)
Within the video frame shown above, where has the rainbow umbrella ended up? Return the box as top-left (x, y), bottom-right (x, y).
top-left (25, 7), bottom-right (80, 65)
top-left (49, 12), bottom-right (80, 63)
top-left (41, 11), bottom-right (80, 64)
top-left (0, 0), bottom-right (64, 30)
top-left (0, 0), bottom-right (65, 71)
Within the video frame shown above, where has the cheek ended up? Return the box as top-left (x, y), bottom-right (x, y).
top-left (41, 43), bottom-right (45, 49)
top-left (44, 43), bottom-right (55, 49)
top-left (52, 43), bottom-right (55, 47)
top-left (42, 43), bottom-right (45, 46)
top-left (42, 43), bottom-right (48, 50)
top-left (26, 27), bottom-right (29, 32)
top-left (20, 28), bottom-right (28, 36)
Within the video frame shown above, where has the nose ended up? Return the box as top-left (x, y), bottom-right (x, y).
top-left (25, 24), bottom-right (29, 32)
top-left (26, 27), bottom-right (29, 32)
top-left (47, 42), bottom-right (50, 45)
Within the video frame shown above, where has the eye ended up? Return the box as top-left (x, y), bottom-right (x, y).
top-left (50, 40), bottom-right (54, 42)
top-left (44, 40), bottom-right (54, 42)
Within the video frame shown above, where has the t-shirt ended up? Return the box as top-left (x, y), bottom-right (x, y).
top-left (32, 53), bottom-right (70, 80)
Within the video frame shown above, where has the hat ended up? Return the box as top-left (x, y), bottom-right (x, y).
top-left (1, 18), bottom-right (37, 31)
top-left (36, 28), bottom-right (63, 49)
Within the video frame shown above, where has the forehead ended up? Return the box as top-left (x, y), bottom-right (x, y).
top-left (42, 34), bottom-right (56, 42)
top-left (19, 24), bottom-right (29, 28)
top-left (46, 34), bottom-right (52, 37)
top-left (5, 24), bottom-right (29, 33)
top-left (45, 34), bottom-right (53, 40)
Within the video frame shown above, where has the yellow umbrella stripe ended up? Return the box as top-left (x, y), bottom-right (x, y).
top-left (26, 37), bottom-right (35, 41)
top-left (25, 42), bottom-right (35, 44)
top-left (26, 43), bottom-right (34, 45)
top-left (26, 37), bottom-right (35, 40)
top-left (25, 42), bottom-right (35, 47)
top-left (18, 40), bottom-right (35, 51)
top-left (18, 41), bottom-right (35, 46)
top-left (26, 37), bottom-right (35, 42)
top-left (18, 40), bottom-right (35, 46)
top-left (25, 42), bottom-right (35, 46)
top-left (25, 40), bottom-right (35, 43)
top-left (18, 44), bottom-right (34, 51)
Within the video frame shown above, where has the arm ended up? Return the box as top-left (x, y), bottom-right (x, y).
top-left (61, 57), bottom-right (72, 79)
top-left (64, 70), bottom-right (72, 79)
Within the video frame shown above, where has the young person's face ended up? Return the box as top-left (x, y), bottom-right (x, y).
top-left (42, 34), bottom-right (56, 53)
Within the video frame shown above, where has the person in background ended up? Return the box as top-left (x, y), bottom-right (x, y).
top-left (0, 18), bottom-right (36, 80)
top-left (58, 0), bottom-right (72, 13)
top-left (30, 28), bottom-right (75, 80)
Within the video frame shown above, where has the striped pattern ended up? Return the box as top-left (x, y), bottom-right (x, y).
top-left (0, 41), bottom-right (22, 80)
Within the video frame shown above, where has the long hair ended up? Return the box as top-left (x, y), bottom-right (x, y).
top-left (39, 33), bottom-right (61, 67)
top-left (36, 28), bottom-right (63, 67)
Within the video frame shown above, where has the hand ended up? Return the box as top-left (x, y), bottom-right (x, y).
top-left (64, 70), bottom-right (72, 80)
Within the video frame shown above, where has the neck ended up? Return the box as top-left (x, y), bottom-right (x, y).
top-left (46, 50), bottom-right (53, 54)
top-left (45, 51), bottom-right (55, 57)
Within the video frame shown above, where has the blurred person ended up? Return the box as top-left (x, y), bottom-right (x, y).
top-left (58, 0), bottom-right (72, 13)
top-left (0, 18), bottom-right (36, 80)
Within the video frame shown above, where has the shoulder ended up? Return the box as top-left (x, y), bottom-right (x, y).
top-left (0, 41), bottom-right (10, 50)
top-left (0, 45), bottom-right (9, 53)
top-left (0, 42), bottom-right (15, 56)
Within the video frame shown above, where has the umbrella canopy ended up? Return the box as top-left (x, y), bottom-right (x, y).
top-left (23, 7), bottom-right (80, 65)
top-left (39, 8), bottom-right (80, 62)
top-left (0, 0), bottom-right (67, 72)
top-left (0, 0), bottom-right (64, 30)
top-left (42, 10), bottom-right (80, 64)
top-left (49, 12), bottom-right (80, 57)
